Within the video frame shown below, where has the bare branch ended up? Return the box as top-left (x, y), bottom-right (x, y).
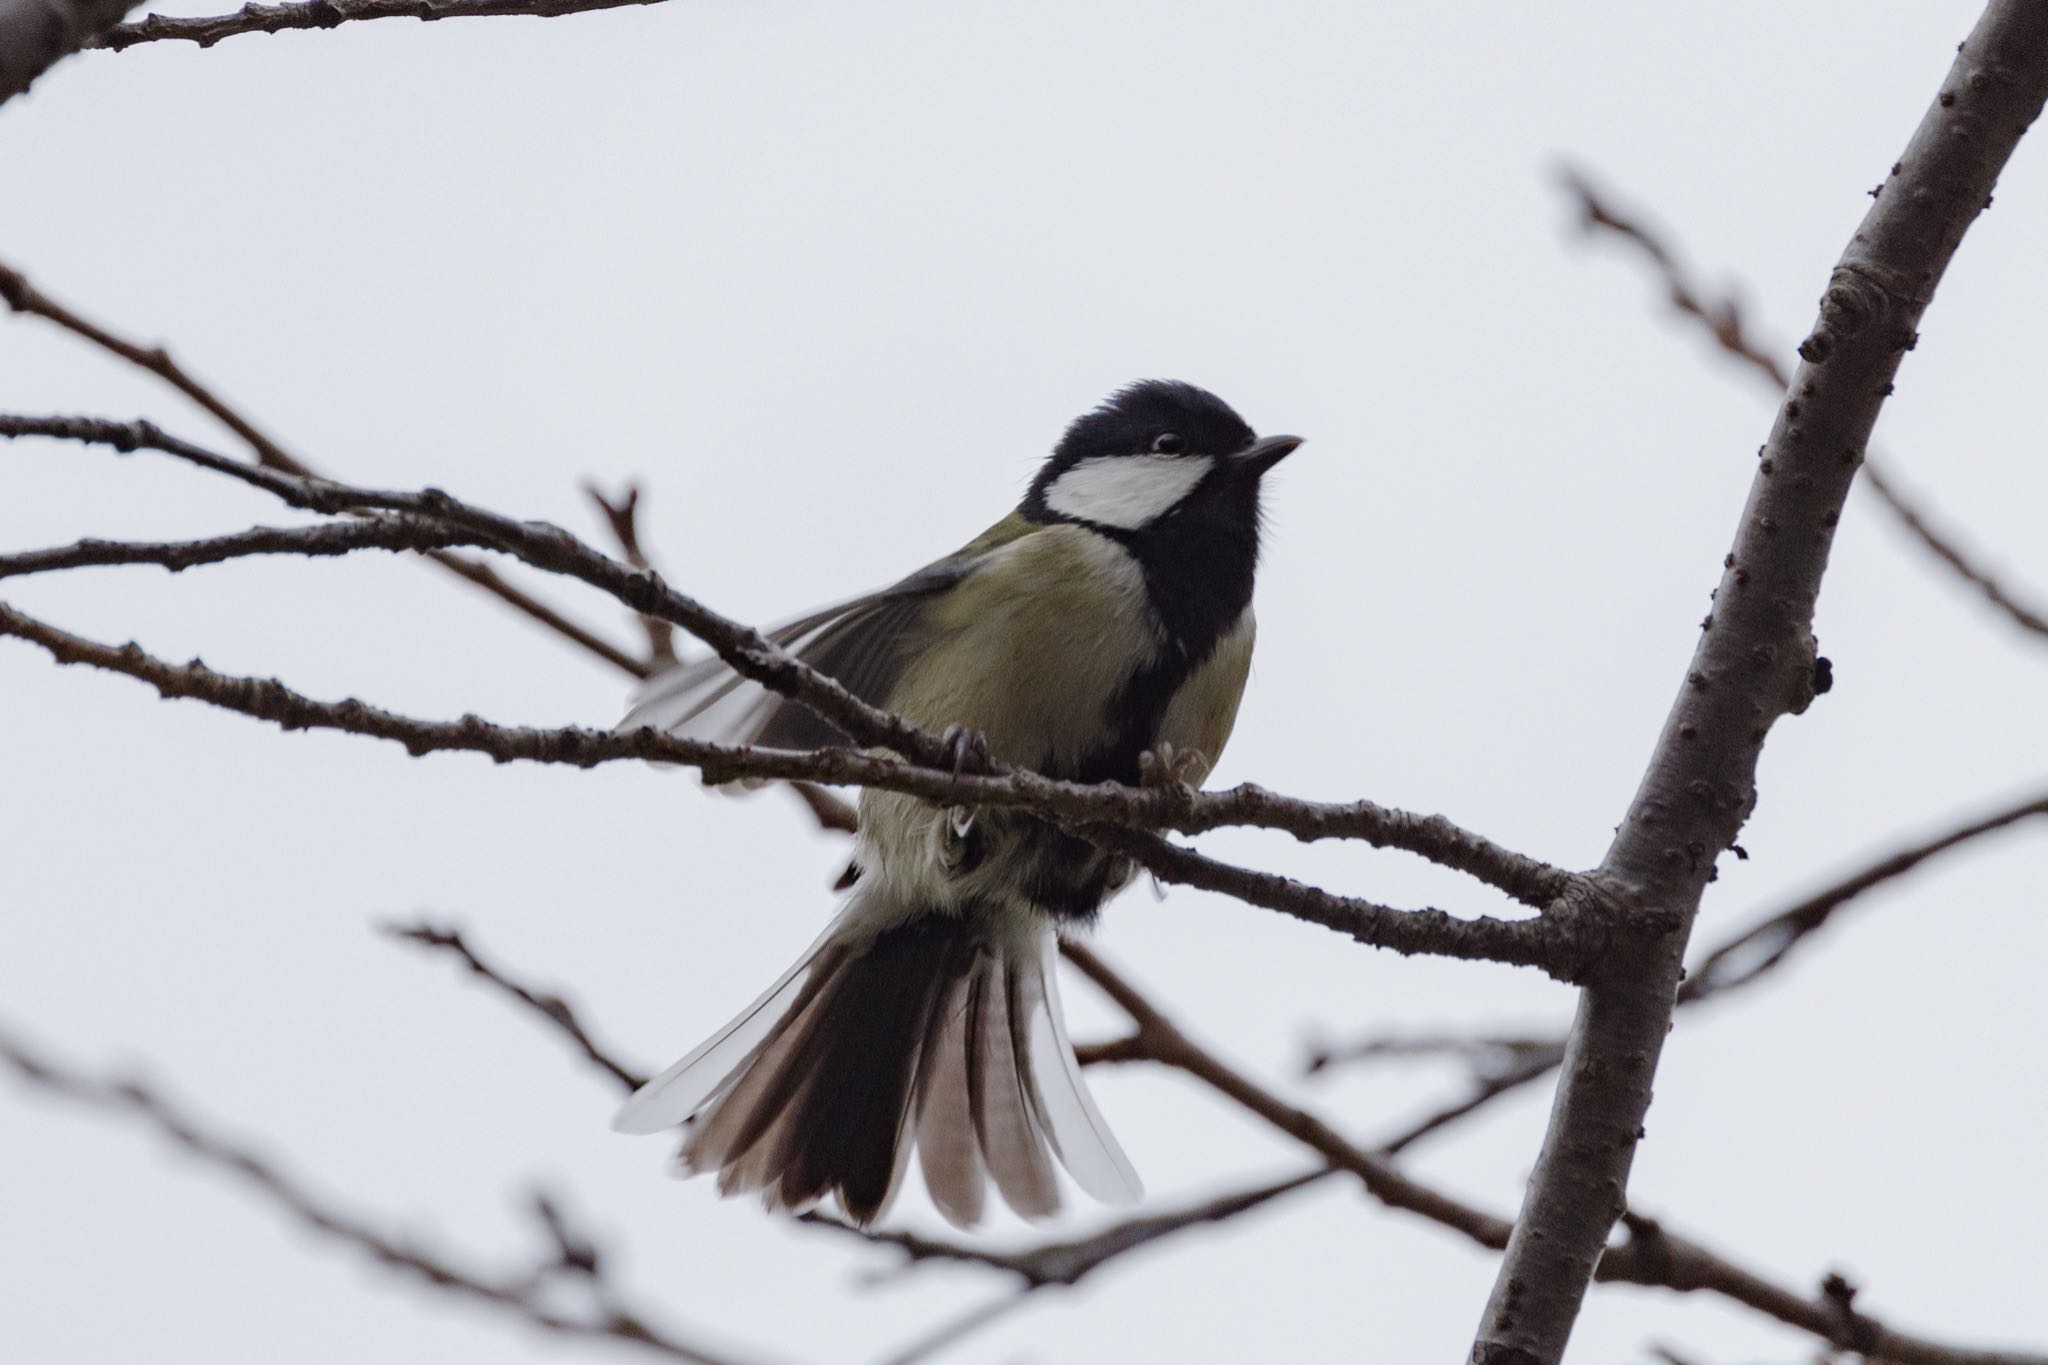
top-left (0, 261), bottom-right (648, 677)
top-left (1476, 19), bottom-right (2048, 1360)
top-left (1681, 787), bottom-right (2048, 1007)
top-left (378, 915), bottom-right (2044, 1365)
top-left (869, 1291), bottom-right (1034, 1365)
top-left (1557, 169), bottom-right (2048, 646)
top-left (90, 0), bottom-right (666, 51)
top-left (583, 480), bottom-right (677, 667)
top-left (0, 594), bottom-right (1579, 973)
top-left (0, 517), bottom-right (489, 580)
top-left (1062, 946), bottom-right (2048, 1365)
top-left (1304, 782), bottom-right (2048, 1169)
top-left (800, 1168), bottom-right (1331, 1290)
top-left (0, 413), bottom-right (1571, 907)
top-left (1302, 1030), bottom-right (1560, 1079)
top-left (384, 921), bottom-right (649, 1091)
top-left (0, 1026), bottom-right (781, 1365)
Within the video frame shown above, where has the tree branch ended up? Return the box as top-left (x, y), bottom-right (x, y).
top-left (0, 1025), bottom-right (782, 1365)
top-left (1474, 13), bottom-right (2048, 1361)
top-left (0, 494), bottom-right (1571, 905)
top-left (0, 596), bottom-right (1579, 972)
top-left (378, 914), bottom-right (2047, 1365)
top-left (800, 1168), bottom-right (1331, 1291)
top-left (384, 921), bottom-right (649, 1091)
top-left (1061, 946), bottom-right (2048, 1365)
top-left (1303, 783), bottom-right (2048, 1161)
top-left (0, 260), bottom-right (649, 677)
top-left (89, 0), bottom-right (666, 51)
top-left (1557, 169), bottom-right (2048, 646)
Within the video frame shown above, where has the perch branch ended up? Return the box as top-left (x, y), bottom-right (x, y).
top-left (0, 596), bottom-right (1579, 972)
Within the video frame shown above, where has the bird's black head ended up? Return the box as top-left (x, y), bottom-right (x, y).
top-left (1022, 380), bottom-right (1301, 532)
top-left (1022, 381), bottom-right (1301, 666)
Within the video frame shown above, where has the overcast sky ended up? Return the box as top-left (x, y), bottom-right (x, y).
top-left (4, 3), bottom-right (2045, 1362)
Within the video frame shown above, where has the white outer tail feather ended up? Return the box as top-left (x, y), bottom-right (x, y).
top-left (612, 905), bottom-right (1141, 1225)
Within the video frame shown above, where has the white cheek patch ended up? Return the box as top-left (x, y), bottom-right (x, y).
top-left (1043, 454), bottom-right (1213, 530)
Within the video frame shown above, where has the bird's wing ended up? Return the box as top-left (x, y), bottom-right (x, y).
top-left (619, 511), bottom-right (1038, 747)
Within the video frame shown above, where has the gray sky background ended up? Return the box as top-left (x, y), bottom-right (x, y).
top-left (4, 4), bottom-right (2045, 1361)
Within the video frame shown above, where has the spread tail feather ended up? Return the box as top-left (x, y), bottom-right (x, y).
top-left (612, 906), bottom-right (1141, 1226)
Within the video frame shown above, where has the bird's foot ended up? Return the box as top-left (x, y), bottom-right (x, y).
top-left (1138, 742), bottom-right (1209, 791)
top-left (940, 723), bottom-right (994, 778)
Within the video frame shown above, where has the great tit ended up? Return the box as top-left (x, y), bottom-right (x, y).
top-left (612, 380), bottom-right (1301, 1227)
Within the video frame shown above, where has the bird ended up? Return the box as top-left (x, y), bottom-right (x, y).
top-left (611, 379), bottom-right (1301, 1228)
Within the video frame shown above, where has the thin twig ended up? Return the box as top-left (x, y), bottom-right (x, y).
top-left (1477, 21), bottom-right (2048, 1359)
top-left (0, 413), bottom-right (1574, 910)
top-left (1060, 945), bottom-right (2048, 1365)
top-left (1681, 787), bottom-right (2048, 1006)
top-left (90, 0), bottom-right (667, 51)
top-left (868, 1290), bottom-right (1035, 1365)
top-left (1557, 168), bottom-right (2048, 646)
top-left (381, 914), bottom-right (2048, 1365)
top-left (0, 1025), bottom-right (780, 1365)
top-left (0, 260), bottom-right (648, 676)
top-left (1306, 784), bottom-right (2048, 1161)
top-left (0, 593), bottom-right (1575, 972)
top-left (583, 480), bottom-right (677, 667)
top-left (800, 1168), bottom-right (1332, 1290)
top-left (384, 921), bottom-right (649, 1091)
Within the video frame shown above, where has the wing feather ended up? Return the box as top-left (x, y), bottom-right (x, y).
top-left (617, 513), bottom-right (1037, 746)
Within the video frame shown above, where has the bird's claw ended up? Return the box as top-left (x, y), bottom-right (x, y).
top-left (1138, 742), bottom-right (1209, 791)
top-left (940, 723), bottom-right (994, 779)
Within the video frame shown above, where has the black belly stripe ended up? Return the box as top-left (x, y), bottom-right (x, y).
top-left (1013, 491), bottom-right (1261, 919)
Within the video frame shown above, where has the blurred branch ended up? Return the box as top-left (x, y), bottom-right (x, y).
top-left (800, 1168), bottom-right (1331, 1290)
top-left (389, 915), bottom-right (1333, 1359)
top-left (0, 0), bottom-right (139, 105)
top-left (1681, 786), bottom-right (2048, 1006)
top-left (0, 259), bottom-right (648, 677)
top-left (1062, 945), bottom-right (2048, 1365)
top-left (90, 0), bottom-right (667, 51)
top-left (1557, 168), bottom-right (2048, 646)
top-left (1307, 783), bottom-right (2048, 1161)
top-left (0, 1025), bottom-right (782, 1365)
top-left (869, 1291), bottom-right (1035, 1365)
top-left (1479, 17), bottom-right (2048, 1355)
top-left (375, 908), bottom-right (2048, 1365)
top-left (1302, 1029), bottom-right (1559, 1078)
top-left (384, 921), bottom-right (649, 1091)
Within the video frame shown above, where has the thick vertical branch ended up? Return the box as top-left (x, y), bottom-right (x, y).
top-left (1471, 8), bottom-right (2048, 1362)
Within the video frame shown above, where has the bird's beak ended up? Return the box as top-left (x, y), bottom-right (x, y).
top-left (1238, 434), bottom-right (1304, 476)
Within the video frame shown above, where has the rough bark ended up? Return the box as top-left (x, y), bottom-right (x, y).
top-left (1470, 5), bottom-right (2048, 1360)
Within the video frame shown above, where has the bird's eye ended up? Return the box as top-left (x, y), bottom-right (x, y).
top-left (1150, 432), bottom-right (1187, 455)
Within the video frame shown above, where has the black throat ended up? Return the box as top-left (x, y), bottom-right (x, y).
top-left (1067, 475), bottom-right (1261, 785)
